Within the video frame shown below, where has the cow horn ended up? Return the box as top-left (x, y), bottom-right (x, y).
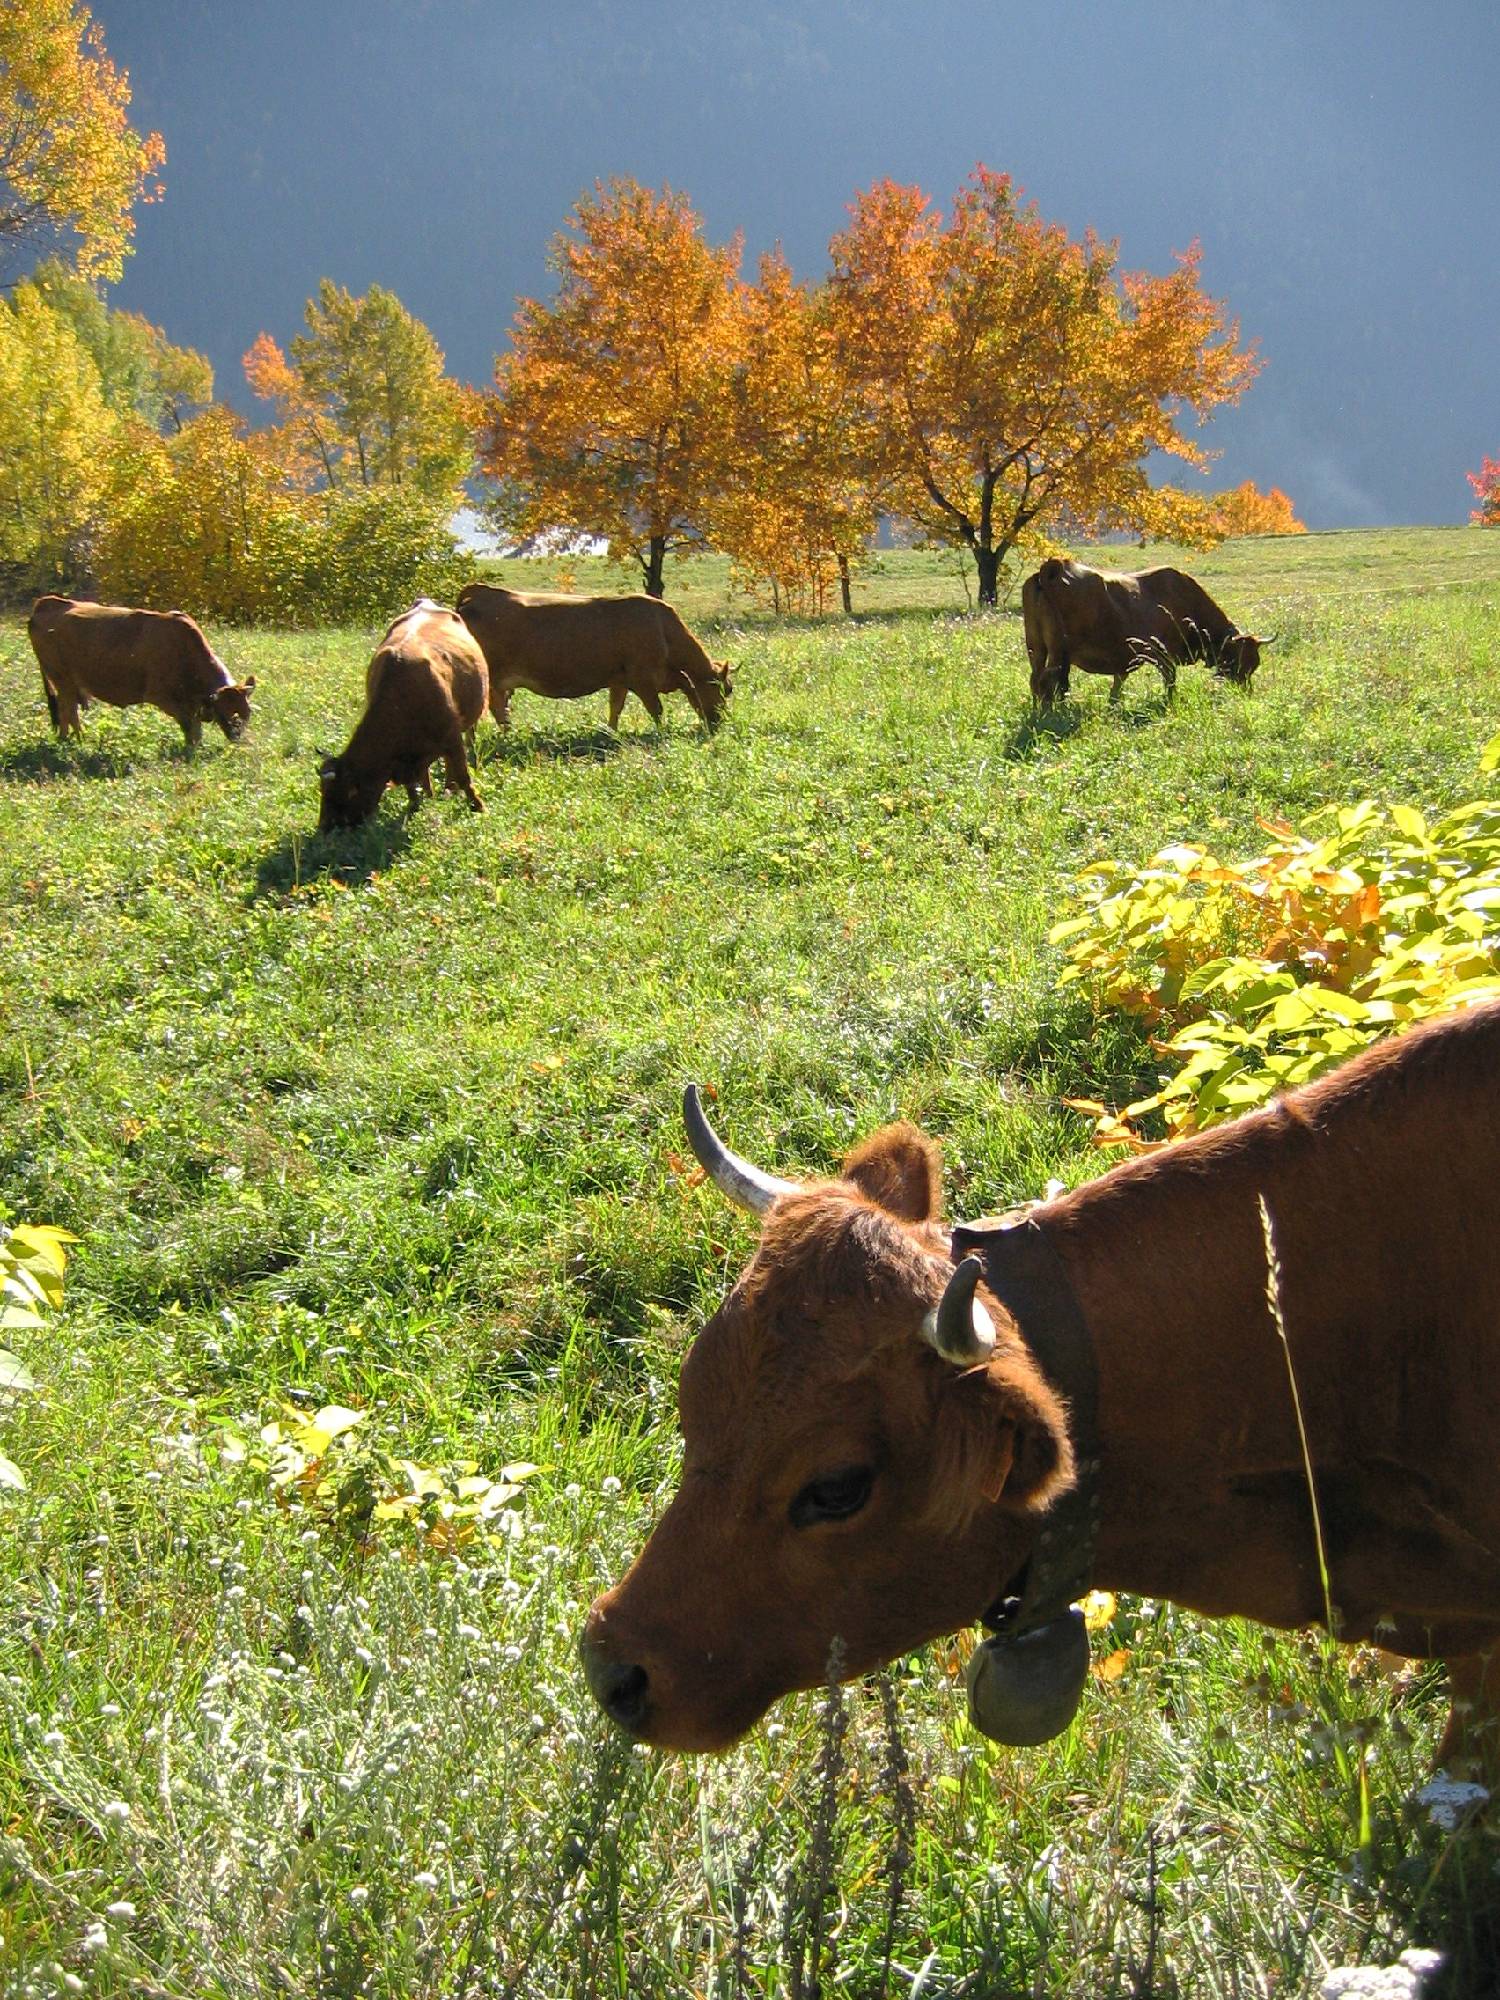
top-left (1256, 631), bottom-right (1279, 647)
top-left (922, 1255), bottom-right (997, 1366)
top-left (683, 1085), bottom-right (797, 1216)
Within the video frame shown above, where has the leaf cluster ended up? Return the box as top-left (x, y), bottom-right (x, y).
top-left (1054, 734), bottom-right (1500, 1145)
top-left (1, 1221), bottom-right (74, 1493)
top-left (234, 1402), bottom-right (543, 1549)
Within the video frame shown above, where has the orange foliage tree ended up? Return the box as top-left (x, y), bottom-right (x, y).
top-left (1470, 456), bottom-right (1500, 528)
top-left (480, 180), bottom-right (741, 598)
top-left (712, 250), bottom-right (878, 614)
top-left (0, 0), bottom-right (164, 282)
top-left (1210, 479), bottom-right (1306, 538)
top-left (827, 168), bottom-right (1260, 605)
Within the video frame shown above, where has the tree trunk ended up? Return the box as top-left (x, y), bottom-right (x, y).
top-left (975, 544), bottom-right (1001, 609)
top-left (838, 552), bottom-right (853, 615)
top-left (642, 536), bottom-right (667, 599)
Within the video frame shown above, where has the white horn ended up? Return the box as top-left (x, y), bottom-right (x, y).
top-left (682, 1085), bottom-right (797, 1216)
top-left (922, 1255), bottom-right (996, 1366)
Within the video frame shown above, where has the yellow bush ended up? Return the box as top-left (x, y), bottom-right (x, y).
top-left (1053, 734), bottom-right (1500, 1147)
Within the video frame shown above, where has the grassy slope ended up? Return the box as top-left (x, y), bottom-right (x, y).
top-left (1, 528), bottom-right (1499, 1997)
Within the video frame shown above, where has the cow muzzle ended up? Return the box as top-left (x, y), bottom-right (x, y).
top-left (579, 1630), bottom-right (652, 1736)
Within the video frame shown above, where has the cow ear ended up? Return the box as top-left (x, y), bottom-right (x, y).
top-left (241, 674), bottom-right (258, 691)
top-left (924, 1355), bottom-right (1074, 1526)
top-left (840, 1123), bottom-right (941, 1221)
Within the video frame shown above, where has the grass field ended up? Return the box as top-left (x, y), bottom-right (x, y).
top-left (3, 528), bottom-right (1500, 1998)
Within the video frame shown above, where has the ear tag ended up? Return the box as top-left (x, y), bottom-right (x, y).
top-left (964, 1609), bottom-right (1090, 1746)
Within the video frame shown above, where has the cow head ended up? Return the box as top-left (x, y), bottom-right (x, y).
top-left (698, 660), bottom-right (733, 731)
top-left (316, 752), bottom-right (383, 832)
top-left (580, 1095), bottom-right (1075, 1751)
top-left (208, 674), bottom-right (257, 740)
top-left (1220, 632), bottom-right (1275, 685)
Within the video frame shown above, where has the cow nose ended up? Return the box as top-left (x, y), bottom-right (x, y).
top-left (579, 1633), bottom-right (651, 1734)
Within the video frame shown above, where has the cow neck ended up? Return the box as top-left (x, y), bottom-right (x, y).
top-left (949, 1213), bottom-right (1100, 1634)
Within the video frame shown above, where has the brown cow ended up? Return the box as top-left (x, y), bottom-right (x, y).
top-left (583, 1003), bottom-right (1500, 1776)
top-left (1021, 558), bottom-right (1273, 707)
top-left (454, 582), bottom-right (731, 733)
top-left (317, 601), bottom-right (487, 831)
top-left (28, 595), bottom-right (257, 748)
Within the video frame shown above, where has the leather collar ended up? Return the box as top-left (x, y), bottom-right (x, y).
top-left (949, 1212), bottom-right (1101, 1634)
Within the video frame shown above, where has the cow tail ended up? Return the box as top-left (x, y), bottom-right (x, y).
top-left (40, 667), bottom-right (59, 729)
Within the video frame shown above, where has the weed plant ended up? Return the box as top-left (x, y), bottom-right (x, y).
top-left (2, 531), bottom-right (1499, 1995)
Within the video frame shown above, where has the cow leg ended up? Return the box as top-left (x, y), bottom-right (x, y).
top-left (607, 681), bottom-right (628, 731)
top-left (53, 684), bottom-right (83, 738)
top-left (1109, 676), bottom-right (1127, 704)
top-left (489, 686), bottom-right (512, 730)
top-left (1438, 1646), bottom-right (1500, 1782)
top-left (636, 687), bottom-right (665, 728)
top-left (1158, 658), bottom-right (1178, 702)
top-left (1032, 652), bottom-right (1069, 709)
top-left (442, 741), bottom-right (483, 813)
top-left (181, 710), bottom-right (204, 750)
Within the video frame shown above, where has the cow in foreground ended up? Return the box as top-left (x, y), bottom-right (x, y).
top-left (1021, 559), bottom-right (1273, 707)
top-left (454, 583), bottom-right (731, 733)
top-left (28, 596), bottom-right (257, 748)
top-left (317, 601), bottom-right (487, 832)
top-left (583, 1004), bottom-right (1500, 1777)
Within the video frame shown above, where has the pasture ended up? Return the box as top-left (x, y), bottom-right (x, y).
top-left (3, 528), bottom-right (1500, 1998)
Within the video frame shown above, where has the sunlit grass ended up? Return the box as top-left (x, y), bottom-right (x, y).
top-left (2, 532), bottom-right (1499, 1995)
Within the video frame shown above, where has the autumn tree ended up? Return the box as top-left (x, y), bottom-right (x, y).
top-left (0, 0), bottom-right (163, 282)
top-left (1469, 456), bottom-right (1500, 528)
top-left (481, 179), bottom-right (741, 597)
top-left (1210, 479), bottom-right (1306, 537)
top-left (828, 169), bottom-right (1260, 606)
top-left (0, 279), bottom-right (123, 589)
top-left (244, 281), bottom-right (474, 501)
top-left (712, 251), bottom-right (878, 613)
top-left (30, 257), bottom-right (212, 430)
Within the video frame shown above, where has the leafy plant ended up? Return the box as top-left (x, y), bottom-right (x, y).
top-left (1054, 733), bottom-right (1500, 1146)
top-left (240, 1402), bottom-right (541, 1546)
top-left (0, 1221), bottom-right (74, 1492)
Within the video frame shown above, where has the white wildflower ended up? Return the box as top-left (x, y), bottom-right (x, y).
top-left (1409, 1774), bottom-right (1489, 1830)
top-left (1321, 1947), bottom-right (1446, 1999)
top-left (601, 1476), bottom-right (621, 1496)
top-left (412, 1870), bottom-right (439, 1891)
top-left (105, 1902), bottom-right (136, 1919)
top-left (102, 1800), bottom-right (130, 1823)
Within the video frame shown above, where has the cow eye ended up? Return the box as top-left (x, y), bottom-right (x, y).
top-left (790, 1465), bottom-right (875, 1528)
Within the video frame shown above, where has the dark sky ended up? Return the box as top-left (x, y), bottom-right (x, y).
top-left (99, 0), bottom-right (1499, 528)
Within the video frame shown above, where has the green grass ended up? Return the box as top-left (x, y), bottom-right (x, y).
top-left (2, 530), bottom-right (1500, 1997)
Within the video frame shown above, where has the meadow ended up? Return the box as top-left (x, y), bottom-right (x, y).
top-left (3, 527), bottom-right (1500, 1999)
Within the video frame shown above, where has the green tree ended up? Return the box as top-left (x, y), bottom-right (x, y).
top-left (244, 281), bottom-right (474, 502)
top-left (0, 0), bottom-right (164, 282)
top-left (29, 257), bottom-right (213, 430)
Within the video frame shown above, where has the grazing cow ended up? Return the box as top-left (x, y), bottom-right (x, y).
top-left (454, 583), bottom-right (731, 733)
top-left (1021, 558), bottom-right (1274, 707)
top-left (583, 1004), bottom-right (1500, 1777)
top-left (317, 601), bottom-right (487, 832)
top-left (27, 596), bottom-right (257, 748)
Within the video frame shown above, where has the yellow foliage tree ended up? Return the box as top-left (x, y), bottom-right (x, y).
top-left (95, 405), bottom-right (311, 621)
top-left (827, 168), bottom-right (1260, 605)
top-left (1210, 480), bottom-right (1306, 538)
top-left (30, 256), bottom-right (212, 430)
top-left (713, 251), bottom-right (878, 614)
top-left (0, 0), bottom-right (164, 282)
top-left (243, 281), bottom-right (474, 503)
top-left (0, 280), bottom-right (122, 588)
top-left (481, 179), bottom-right (741, 597)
